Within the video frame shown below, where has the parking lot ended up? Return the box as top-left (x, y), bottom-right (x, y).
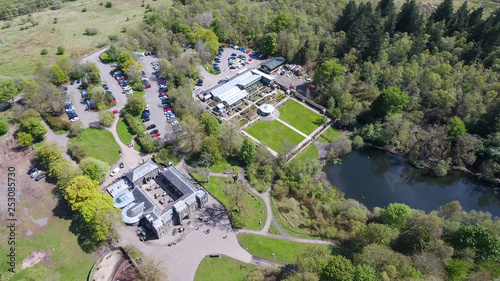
top-left (195, 46), bottom-right (267, 94)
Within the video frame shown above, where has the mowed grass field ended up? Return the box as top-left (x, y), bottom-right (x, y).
top-left (278, 99), bottom-right (326, 135)
top-left (290, 144), bottom-right (319, 164)
top-left (68, 127), bottom-right (120, 165)
top-left (0, 0), bottom-right (172, 77)
top-left (245, 120), bottom-right (304, 153)
top-left (194, 255), bottom-right (258, 281)
top-left (237, 234), bottom-right (334, 264)
top-left (116, 118), bottom-right (134, 145)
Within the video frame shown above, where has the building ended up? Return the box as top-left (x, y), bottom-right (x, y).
top-left (209, 69), bottom-right (276, 110)
top-left (106, 161), bottom-right (208, 239)
top-left (258, 104), bottom-right (275, 117)
top-left (260, 57), bottom-right (286, 73)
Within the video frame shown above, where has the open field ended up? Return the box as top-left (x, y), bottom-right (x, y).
top-left (290, 144), bottom-right (319, 164)
top-left (191, 174), bottom-right (267, 231)
top-left (278, 99), bottom-right (326, 135)
top-left (116, 118), bottom-right (134, 145)
top-left (194, 255), bottom-right (258, 281)
top-left (245, 120), bottom-right (304, 152)
top-left (0, 138), bottom-right (95, 280)
top-left (68, 127), bottom-right (120, 165)
top-left (317, 127), bottom-right (342, 143)
top-left (0, 0), bottom-right (172, 78)
top-left (237, 234), bottom-right (334, 264)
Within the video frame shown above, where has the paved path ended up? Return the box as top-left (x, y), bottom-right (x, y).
top-left (41, 120), bottom-right (78, 167)
top-left (276, 118), bottom-right (309, 138)
top-left (240, 130), bottom-right (278, 157)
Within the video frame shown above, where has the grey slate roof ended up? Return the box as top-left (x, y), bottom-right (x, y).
top-left (161, 165), bottom-right (198, 196)
top-left (261, 57), bottom-right (286, 71)
top-left (125, 159), bottom-right (158, 183)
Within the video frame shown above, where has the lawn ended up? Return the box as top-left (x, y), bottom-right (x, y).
top-left (210, 157), bottom-right (242, 174)
top-left (268, 222), bottom-right (280, 235)
top-left (237, 234), bottom-right (333, 264)
top-left (318, 127), bottom-right (342, 143)
top-left (116, 118), bottom-right (134, 145)
top-left (68, 127), bottom-right (120, 165)
top-left (0, 0), bottom-right (172, 77)
top-left (278, 99), bottom-right (326, 135)
top-left (191, 174), bottom-right (267, 231)
top-left (290, 144), bottom-right (319, 164)
top-left (194, 255), bottom-right (258, 281)
top-left (245, 120), bottom-right (304, 153)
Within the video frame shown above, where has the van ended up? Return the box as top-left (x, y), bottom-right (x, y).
top-left (110, 167), bottom-right (120, 177)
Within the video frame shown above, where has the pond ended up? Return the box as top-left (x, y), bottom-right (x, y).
top-left (324, 148), bottom-right (500, 216)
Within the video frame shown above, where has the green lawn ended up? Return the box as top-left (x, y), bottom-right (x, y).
top-left (278, 100), bottom-right (326, 135)
top-left (290, 144), bottom-right (319, 164)
top-left (210, 158), bottom-right (241, 174)
top-left (318, 127), bottom-right (342, 143)
top-left (237, 234), bottom-right (333, 264)
top-left (268, 223), bottom-right (280, 235)
top-left (194, 255), bottom-right (258, 281)
top-left (116, 118), bottom-right (134, 145)
top-left (0, 212), bottom-right (95, 280)
top-left (68, 128), bottom-right (120, 165)
top-left (191, 174), bottom-right (267, 231)
top-left (245, 120), bottom-right (304, 153)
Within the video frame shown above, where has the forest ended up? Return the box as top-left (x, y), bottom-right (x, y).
top-left (0, 0), bottom-right (76, 20)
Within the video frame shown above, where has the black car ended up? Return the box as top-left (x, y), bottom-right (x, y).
top-left (161, 99), bottom-right (170, 105)
top-left (196, 78), bottom-right (204, 86)
top-left (35, 173), bottom-right (46, 181)
top-left (28, 167), bottom-right (38, 174)
top-left (141, 117), bottom-right (150, 122)
top-left (150, 129), bottom-right (159, 134)
top-left (119, 162), bottom-right (125, 168)
top-left (146, 124), bottom-right (156, 130)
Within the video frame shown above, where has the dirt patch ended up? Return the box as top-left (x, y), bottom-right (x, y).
top-left (21, 250), bottom-right (51, 269)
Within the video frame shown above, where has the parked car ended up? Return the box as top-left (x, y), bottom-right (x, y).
top-left (152, 132), bottom-right (161, 138)
top-left (231, 53), bottom-right (237, 56)
top-left (110, 167), bottom-right (120, 177)
top-left (70, 80), bottom-right (75, 85)
top-left (35, 173), bottom-right (46, 181)
top-left (113, 110), bottom-right (119, 114)
top-left (76, 79), bottom-right (81, 83)
top-left (150, 129), bottom-right (159, 134)
top-left (103, 84), bottom-right (109, 90)
top-left (119, 162), bottom-right (125, 168)
top-left (28, 167), bottom-right (38, 174)
top-left (147, 124), bottom-right (156, 130)
top-left (143, 81), bottom-right (151, 88)
top-left (196, 78), bottom-right (204, 86)
top-left (141, 116), bottom-right (150, 122)
top-left (31, 170), bottom-right (41, 178)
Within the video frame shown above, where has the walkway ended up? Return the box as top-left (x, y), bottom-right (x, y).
top-left (240, 130), bottom-right (279, 157)
top-left (41, 121), bottom-right (78, 167)
top-left (276, 118), bottom-right (309, 138)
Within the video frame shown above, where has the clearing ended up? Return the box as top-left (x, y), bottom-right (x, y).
top-left (0, 0), bottom-right (172, 78)
top-left (278, 99), bottom-right (326, 135)
top-left (68, 127), bottom-right (120, 165)
top-left (245, 120), bottom-right (304, 153)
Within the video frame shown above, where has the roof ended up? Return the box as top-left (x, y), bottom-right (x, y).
top-left (161, 165), bottom-right (198, 196)
top-left (114, 190), bottom-right (135, 208)
top-left (251, 69), bottom-right (275, 82)
top-left (210, 71), bottom-right (254, 97)
top-left (261, 57), bottom-right (286, 71)
top-left (125, 159), bottom-right (158, 183)
top-left (107, 179), bottom-right (131, 198)
top-left (122, 202), bottom-right (145, 224)
top-left (217, 88), bottom-right (249, 106)
top-left (173, 200), bottom-right (188, 213)
top-left (237, 73), bottom-right (262, 88)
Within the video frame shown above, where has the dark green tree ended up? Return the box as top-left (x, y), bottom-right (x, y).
top-left (431, 0), bottom-right (454, 24)
top-left (260, 33), bottom-right (278, 55)
top-left (0, 78), bottom-right (18, 103)
top-left (382, 203), bottom-right (412, 229)
top-left (335, 1), bottom-right (357, 32)
top-left (395, 0), bottom-right (423, 35)
top-left (446, 2), bottom-right (469, 35)
top-left (200, 113), bottom-right (220, 136)
top-left (452, 225), bottom-right (500, 261)
top-left (239, 138), bottom-right (256, 166)
top-left (322, 255), bottom-right (354, 281)
top-left (271, 12), bottom-right (292, 32)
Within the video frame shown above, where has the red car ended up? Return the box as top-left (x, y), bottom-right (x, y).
top-left (145, 83), bottom-right (151, 88)
top-left (309, 85), bottom-right (316, 90)
top-left (152, 132), bottom-right (161, 137)
top-left (116, 77), bottom-right (125, 81)
top-left (221, 45), bottom-right (226, 47)
top-left (113, 110), bottom-right (118, 114)
top-left (246, 50), bottom-right (251, 54)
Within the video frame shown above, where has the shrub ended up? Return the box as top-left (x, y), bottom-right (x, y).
top-left (45, 117), bottom-right (72, 131)
top-left (67, 142), bottom-right (87, 162)
top-left (99, 111), bottom-right (115, 127)
top-left (0, 121), bottom-right (8, 136)
top-left (108, 34), bottom-right (118, 41)
top-left (105, 2), bottom-right (113, 8)
top-left (81, 8), bottom-right (87, 12)
top-left (132, 82), bottom-right (145, 92)
top-left (2, 22), bottom-right (12, 29)
top-left (53, 18), bottom-right (57, 24)
top-left (85, 27), bottom-right (98, 36)
top-left (40, 49), bottom-right (49, 55)
top-left (56, 46), bottom-right (65, 55)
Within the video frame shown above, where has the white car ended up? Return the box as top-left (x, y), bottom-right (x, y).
top-left (31, 170), bottom-right (41, 178)
top-left (70, 117), bottom-right (79, 122)
top-left (110, 167), bottom-right (120, 177)
top-left (145, 104), bottom-right (150, 110)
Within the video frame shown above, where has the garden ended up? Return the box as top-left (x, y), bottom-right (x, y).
top-left (278, 99), bottom-right (326, 135)
top-left (245, 120), bottom-right (304, 153)
top-left (68, 127), bottom-right (120, 165)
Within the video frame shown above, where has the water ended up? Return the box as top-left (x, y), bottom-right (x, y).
top-left (324, 148), bottom-right (500, 216)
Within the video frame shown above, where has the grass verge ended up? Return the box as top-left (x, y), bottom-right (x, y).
top-left (245, 120), bottom-right (304, 153)
top-left (318, 127), bottom-right (342, 143)
top-left (68, 127), bottom-right (120, 165)
top-left (290, 144), bottom-right (319, 165)
top-left (278, 99), bottom-right (326, 135)
top-left (116, 118), bottom-right (134, 145)
top-left (194, 255), bottom-right (258, 281)
top-left (191, 174), bottom-right (266, 231)
top-left (237, 233), bottom-right (333, 264)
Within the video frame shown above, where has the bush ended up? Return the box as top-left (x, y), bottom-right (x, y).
top-left (108, 34), bottom-right (118, 41)
top-left (0, 121), bottom-right (8, 136)
top-left (45, 117), bottom-right (72, 131)
top-left (67, 142), bottom-right (87, 162)
top-left (56, 46), bottom-right (65, 55)
top-left (352, 135), bottom-right (364, 149)
top-left (81, 8), bottom-right (87, 12)
top-left (105, 2), bottom-right (113, 8)
top-left (99, 111), bottom-right (115, 127)
top-left (2, 22), bottom-right (12, 29)
top-left (85, 27), bottom-right (98, 36)
top-left (132, 82), bottom-right (145, 92)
